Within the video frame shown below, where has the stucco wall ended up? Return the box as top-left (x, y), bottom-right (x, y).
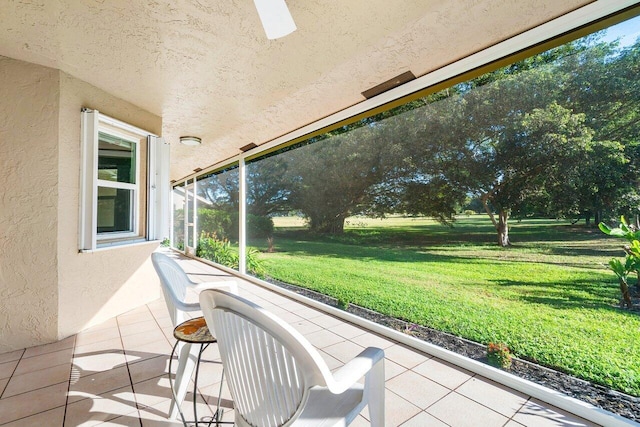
top-left (57, 72), bottom-right (162, 339)
top-left (0, 57), bottom-right (164, 352)
top-left (0, 57), bottom-right (60, 352)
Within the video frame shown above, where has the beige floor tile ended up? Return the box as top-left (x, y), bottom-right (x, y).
top-left (350, 332), bottom-right (396, 349)
top-left (329, 322), bottom-right (368, 340)
top-left (191, 358), bottom-right (224, 388)
top-left (504, 421), bottom-right (526, 427)
top-left (149, 308), bottom-right (171, 324)
top-left (384, 358), bottom-right (408, 381)
top-left (0, 405), bottom-right (65, 427)
top-left (290, 306), bottom-right (325, 319)
top-left (121, 328), bottom-right (168, 351)
top-left (199, 378), bottom-right (233, 410)
top-left (138, 404), bottom-right (185, 426)
top-left (413, 357), bottom-right (473, 390)
top-left (319, 349), bottom-right (347, 371)
top-left (383, 344), bottom-right (430, 369)
top-left (304, 329), bottom-right (346, 349)
top-left (260, 293), bottom-right (294, 306)
top-left (162, 326), bottom-right (177, 343)
top-left (131, 375), bottom-right (176, 409)
top-left (13, 346), bottom-right (73, 376)
top-left (273, 299), bottom-right (306, 311)
top-left (361, 389), bottom-right (422, 426)
top-left (3, 361), bottom-right (71, 397)
top-left (322, 340), bottom-right (366, 363)
top-left (400, 410), bottom-right (449, 426)
top-left (74, 336), bottom-right (124, 356)
top-left (138, 391), bottom-right (215, 424)
top-left (310, 314), bottom-right (344, 329)
top-left (273, 310), bottom-right (305, 324)
top-left (0, 359), bottom-right (19, 380)
top-left (456, 376), bottom-right (528, 418)
top-left (75, 325), bottom-right (121, 348)
top-left (123, 337), bottom-right (172, 361)
top-left (99, 411), bottom-right (143, 426)
top-left (117, 306), bottom-right (153, 324)
top-left (118, 319), bottom-right (163, 338)
top-left (154, 316), bottom-right (174, 330)
top-left (0, 377), bottom-right (9, 395)
top-left (513, 399), bottom-right (599, 427)
top-left (128, 355), bottom-right (171, 384)
top-left (0, 349), bottom-right (24, 365)
top-left (23, 335), bottom-right (75, 359)
top-left (386, 370), bottom-right (450, 409)
top-left (80, 317), bottom-right (119, 334)
top-left (290, 319), bottom-right (323, 335)
top-left (0, 381), bottom-right (68, 424)
top-left (348, 414), bottom-right (371, 427)
top-left (427, 392), bottom-right (508, 427)
top-left (64, 385), bottom-right (138, 427)
top-left (68, 365), bottom-right (132, 403)
top-left (72, 349), bottom-right (127, 375)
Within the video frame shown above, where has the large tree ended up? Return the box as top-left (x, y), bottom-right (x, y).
top-left (285, 119), bottom-right (409, 234)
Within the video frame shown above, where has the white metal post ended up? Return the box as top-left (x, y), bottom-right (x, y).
top-left (193, 177), bottom-right (198, 256)
top-left (239, 157), bottom-right (247, 274)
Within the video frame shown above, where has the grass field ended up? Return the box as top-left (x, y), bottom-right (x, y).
top-left (249, 215), bottom-right (640, 396)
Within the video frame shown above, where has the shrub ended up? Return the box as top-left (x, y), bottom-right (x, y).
top-left (228, 213), bottom-right (275, 239)
top-left (487, 342), bottom-right (512, 369)
top-left (198, 208), bottom-right (233, 240)
top-left (197, 233), bottom-right (238, 269)
top-left (197, 233), bottom-right (266, 276)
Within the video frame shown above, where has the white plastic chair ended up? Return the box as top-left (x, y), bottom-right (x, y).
top-left (199, 288), bottom-right (385, 427)
top-left (151, 252), bottom-right (237, 420)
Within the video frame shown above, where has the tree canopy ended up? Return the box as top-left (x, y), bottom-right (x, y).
top-left (201, 29), bottom-right (640, 246)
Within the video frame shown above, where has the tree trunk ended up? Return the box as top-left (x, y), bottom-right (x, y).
top-left (311, 215), bottom-right (346, 234)
top-left (619, 277), bottom-right (633, 309)
top-left (497, 209), bottom-right (510, 247)
top-left (481, 194), bottom-right (510, 247)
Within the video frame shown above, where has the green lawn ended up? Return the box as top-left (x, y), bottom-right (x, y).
top-left (250, 216), bottom-right (640, 396)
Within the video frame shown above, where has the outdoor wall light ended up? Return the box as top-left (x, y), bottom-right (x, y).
top-left (179, 136), bottom-right (202, 146)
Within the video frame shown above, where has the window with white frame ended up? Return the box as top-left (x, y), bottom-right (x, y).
top-left (80, 109), bottom-right (170, 251)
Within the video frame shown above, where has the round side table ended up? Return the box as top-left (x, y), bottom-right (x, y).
top-left (169, 317), bottom-right (226, 426)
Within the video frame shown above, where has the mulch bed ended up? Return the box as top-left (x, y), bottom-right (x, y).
top-left (265, 277), bottom-right (640, 423)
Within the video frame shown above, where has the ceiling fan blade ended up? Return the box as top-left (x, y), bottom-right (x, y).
top-left (253, 0), bottom-right (297, 40)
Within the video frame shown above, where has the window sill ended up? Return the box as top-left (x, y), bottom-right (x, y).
top-left (79, 239), bottom-right (161, 253)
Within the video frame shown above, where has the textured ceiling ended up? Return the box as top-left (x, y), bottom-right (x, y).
top-left (0, 0), bottom-right (591, 180)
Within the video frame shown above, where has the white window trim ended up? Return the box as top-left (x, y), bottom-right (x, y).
top-left (80, 109), bottom-right (169, 251)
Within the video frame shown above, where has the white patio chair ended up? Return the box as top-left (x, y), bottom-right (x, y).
top-left (151, 252), bottom-right (237, 420)
top-left (199, 288), bottom-right (385, 427)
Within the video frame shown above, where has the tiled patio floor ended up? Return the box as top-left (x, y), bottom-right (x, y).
top-left (0, 254), bottom-right (600, 426)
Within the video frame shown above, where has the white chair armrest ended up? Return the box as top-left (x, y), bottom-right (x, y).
top-left (327, 347), bottom-right (384, 395)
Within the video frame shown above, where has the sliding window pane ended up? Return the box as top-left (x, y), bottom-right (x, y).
top-left (97, 186), bottom-right (132, 233)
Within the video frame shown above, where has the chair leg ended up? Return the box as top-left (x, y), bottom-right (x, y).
top-left (169, 341), bottom-right (199, 419)
top-left (367, 359), bottom-right (385, 427)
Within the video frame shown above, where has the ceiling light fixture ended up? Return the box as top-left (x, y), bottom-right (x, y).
top-left (180, 136), bottom-right (201, 146)
top-left (253, 0), bottom-right (296, 40)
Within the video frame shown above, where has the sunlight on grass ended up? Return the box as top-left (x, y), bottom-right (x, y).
top-left (253, 216), bottom-right (640, 396)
